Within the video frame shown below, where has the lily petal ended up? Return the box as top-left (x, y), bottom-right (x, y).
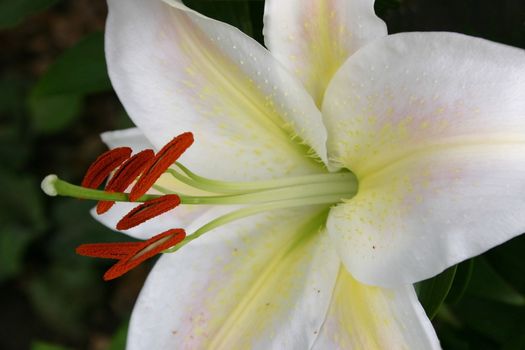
top-left (323, 32), bottom-right (525, 178)
top-left (100, 128), bottom-right (152, 154)
top-left (106, 0), bottom-right (329, 180)
top-left (323, 32), bottom-right (525, 286)
top-left (263, 0), bottom-right (386, 106)
top-left (328, 144), bottom-right (525, 286)
top-left (127, 208), bottom-right (340, 350)
top-left (312, 267), bottom-right (440, 349)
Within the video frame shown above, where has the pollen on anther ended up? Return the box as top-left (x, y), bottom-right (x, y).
top-left (81, 147), bottom-right (132, 189)
top-left (76, 228), bottom-right (186, 281)
top-left (116, 194), bottom-right (181, 230)
top-left (96, 149), bottom-right (155, 214)
top-left (76, 241), bottom-right (142, 259)
top-left (104, 229), bottom-right (186, 280)
top-left (129, 133), bottom-right (193, 202)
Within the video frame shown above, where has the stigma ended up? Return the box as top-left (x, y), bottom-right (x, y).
top-left (41, 132), bottom-right (358, 279)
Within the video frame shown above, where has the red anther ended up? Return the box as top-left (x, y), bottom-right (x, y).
top-left (116, 194), bottom-right (181, 230)
top-left (75, 229), bottom-right (186, 281)
top-left (96, 149), bottom-right (155, 215)
top-left (129, 132), bottom-right (194, 202)
top-left (76, 242), bottom-right (142, 259)
top-left (81, 147), bottom-right (132, 189)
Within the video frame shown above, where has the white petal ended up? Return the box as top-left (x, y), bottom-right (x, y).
top-left (106, 0), bottom-right (329, 180)
top-left (127, 208), bottom-right (340, 349)
top-left (328, 144), bottom-right (525, 286)
top-left (263, 0), bottom-right (386, 106)
top-left (312, 267), bottom-right (440, 349)
top-left (100, 127), bottom-right (152, 153)
top-left (323, 32), bottom-right (525, 177)
top-left (322, 32), bottom-right (525, 286)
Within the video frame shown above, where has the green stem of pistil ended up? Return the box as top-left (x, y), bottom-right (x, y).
top-left (41, 175), bottom-right (159, 202)
top-left (44, 175), bottom-right (357, 206)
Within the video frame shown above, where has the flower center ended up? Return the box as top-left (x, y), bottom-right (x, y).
top-left (41, 132), bottom-right (359, 278)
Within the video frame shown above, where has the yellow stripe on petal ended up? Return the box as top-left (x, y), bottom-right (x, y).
top-left (264, 0), bottom-right (386, 106)
top-left (203, 210), bottom-right (334, 349)
top-left (312, 267), bottom-right (440, 349)
top-left (300, 1), bottom-right (353, 105)
top-left (106, 0), bottom-right (330, 180)
top-left (127, 209), bottom-right (340, 350)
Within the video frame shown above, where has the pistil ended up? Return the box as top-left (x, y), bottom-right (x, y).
top-left (42, 170), bottom-right (357, 206)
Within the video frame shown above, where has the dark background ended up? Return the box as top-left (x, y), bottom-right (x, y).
top-left (1, 0), bottom-right (524, 349)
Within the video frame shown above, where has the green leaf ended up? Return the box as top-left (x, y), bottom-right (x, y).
top-left (184, 1), bottom-right (257, 38)
top-left (502, 329), bottom-right (525, 350)
top-left (0, 0), bottom-right (59, 29)
top-left (374, 0), bottom-right (402, 17)
top-left (0, 170), bottom-right (47, 230)
top-left (0, 74), bottom-right (31, 166)
top-left (28, 263), bottom-right (103, 337)
top-left (451, 296), bottom-right (525, 344)
top-left (0, 73), bottom-right (27, 118)
top-left (107, 322), bottom-right (129, 350)
top-left (416, 265), bottom-right (457, 319)
top-left (50, 199), bottom-right (121, 256)
top-left (31, 341), bottom-right (71, 350)
top-left (32, 32), bottom-right (111, 96)
top-left (446, 259), bottom-right (474, 305)
top-left (0, 225), bottom-right (38, 281)
top-left (29, 32), bottom-right (111, 134)
top-left (466, 257), bottom-right (525, 306)
top-left (487, 235), bottom-right (525, 295)
top-left (29, 93), bottom-right (82, 134)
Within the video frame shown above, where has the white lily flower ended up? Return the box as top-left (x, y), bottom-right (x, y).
top-left (41, 0), bottom-right (525, 348)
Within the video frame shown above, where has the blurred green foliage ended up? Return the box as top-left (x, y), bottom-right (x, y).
top-left (0, 0), bottom-right (58, 29)
top-left (1, 0), bottom-right (524, 349)
top-left (30, 32), bottom-right (111, 133)
top-left (416, 265), bottom-right (458, 320)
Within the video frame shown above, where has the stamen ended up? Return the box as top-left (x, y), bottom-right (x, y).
top-left (116, 194), bottom-right (181, 230)
top-left (129, 133), bottom-right (193, 201)
top-left (81, 147), bottom-right (132, 189)
top-left (76, 229), bottom-right (186, 280)
top-left (96, 149), bottom-right (155, 214)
